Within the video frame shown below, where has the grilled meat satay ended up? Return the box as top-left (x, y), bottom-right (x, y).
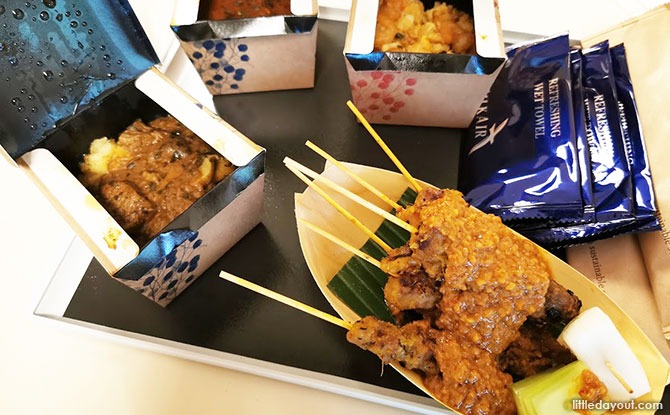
top-left (347, 187), bottom-right (561, 415)
top-left (500, 279), bottom-right (581, 379)
top-left (347, 316), bottom-right (517, 415)
top-left (498, 324), bottom-right (577, 380)
top-left (529, 279), bottom-right (582, 323)
top-left (381, 245), bottom-right (441, 320)
top-left (346, 316), bottom-right (439, 376)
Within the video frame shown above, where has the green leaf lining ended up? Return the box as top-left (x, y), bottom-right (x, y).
top-left (326, 188), bottom-right (417, 322)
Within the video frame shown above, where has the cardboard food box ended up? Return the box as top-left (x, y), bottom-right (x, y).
top-left (171, 0), bottom-right (318, 95)
top-left (0, 0), bottom-right (265, 307)
top-left (344, 0), bottom-right (506, 128)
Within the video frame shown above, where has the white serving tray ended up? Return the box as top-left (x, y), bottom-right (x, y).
top-left (34, 235), bottom-right (449, 415)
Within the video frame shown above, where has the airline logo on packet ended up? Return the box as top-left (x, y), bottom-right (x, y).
top-left (468, 102), bottom-right (509, 155)
top-left (458, 34), bottom-right (582, 223)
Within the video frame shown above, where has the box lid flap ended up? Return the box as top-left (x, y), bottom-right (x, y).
top-left (0, 0), bottom-right (159, 159)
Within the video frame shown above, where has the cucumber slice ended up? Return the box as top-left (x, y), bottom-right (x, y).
top-left (512, 360), bottom-right (606, 415)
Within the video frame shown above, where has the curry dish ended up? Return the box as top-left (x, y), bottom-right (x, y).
top-left (202, 0), bottom-right (291, 20)
top-left (80, 115), bottom-right (235, 246)
top-left (374, 0), bottom-right (476, 54)
top-left (346, 187), bottom-right (581, 415)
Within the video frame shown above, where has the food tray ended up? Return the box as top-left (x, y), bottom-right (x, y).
top-left (34, 19), bottom-right (670, 413)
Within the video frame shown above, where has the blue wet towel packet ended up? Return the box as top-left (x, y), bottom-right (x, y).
top-left (610, 43), bottom-right (660, 232)
top-left (459, 34), bottom-right (582, 223)
top-left (569, 49), bottom-right (596, 224)
top-left (499, 49), bottom-right (596, 236)
top-left (580, 40), bottom-right (634, 223)
top-left (522, 42), bottom-right (637, 247)
top-left (524, 42), bottom-right (659, 248)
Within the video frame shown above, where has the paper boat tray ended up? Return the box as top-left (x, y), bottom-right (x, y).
top-left (294, 161), bottom-right (670, 413)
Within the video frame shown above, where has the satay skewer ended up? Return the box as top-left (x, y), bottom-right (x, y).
top-left (219, 271), bottom-right (352, 330)
top-left (286, 163), bottom-right (393, 253)
top-left (304, 140), bottom-right (402, 211)
top-left (605, 361), bottom-right (635, 395)
top-left (298, 219), bottom-right (382, 269)
top-left (284, 157), bottom-right (416, 234)
top-left (346, 100), bottom-right (423, 192)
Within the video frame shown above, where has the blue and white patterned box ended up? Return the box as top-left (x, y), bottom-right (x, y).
top-left (172, 1), bottom-right (318, 95)
top-left (0, 0), bottom-right (266, 306)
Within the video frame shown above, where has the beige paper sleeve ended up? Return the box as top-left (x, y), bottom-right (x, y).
top-left (578, 5), bottom-right (670, 340)
top-left (567, 235), bottom-right (670, 362)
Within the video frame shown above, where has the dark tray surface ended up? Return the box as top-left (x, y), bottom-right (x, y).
top-left (63, 19), bottom-right (670, 411)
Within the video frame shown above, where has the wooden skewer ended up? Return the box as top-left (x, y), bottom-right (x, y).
top-left (286, 163), bottom-right (392, 253)
top-left (304, 140), bottom-right (402, 211)
top-left (284, 157), bottom-right (416, 234)
top-left (219, 271), bottom-right (352, 330)
top-left (605, 361), bottom-right (635, 395)
top-left (298, 219), bottom-right (382, 269)
top-left (346, 100), bottom-right (422, 192)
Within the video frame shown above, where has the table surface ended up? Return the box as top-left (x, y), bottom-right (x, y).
top-left (1, 3), bottom-right (669, 415)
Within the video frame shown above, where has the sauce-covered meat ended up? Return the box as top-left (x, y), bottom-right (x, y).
top-left (382, 245), bottom-right (441, 320)
top-left (202, 0), bottom-right (291, 20)
top-left (398, 188), bottom-right (551, 354)
top-left (80, 116), bottom-right (235, 246)
top-left (499, 323), bottom-right (576, 380)
top-left (347, 187), bottom-right (558, 415)
top-left (426, 332), bottom-right (516, 415)
top-left (498, 279), bottom-right (580, 379)
top-left (530, 279), bottom-right (582, 323)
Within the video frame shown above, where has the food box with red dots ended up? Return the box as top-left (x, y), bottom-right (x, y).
top-left (344, 0), bottom-right (506, 128)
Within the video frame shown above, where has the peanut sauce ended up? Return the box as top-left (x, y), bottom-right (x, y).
top-left (578, 369), bottom-right (608, 408)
